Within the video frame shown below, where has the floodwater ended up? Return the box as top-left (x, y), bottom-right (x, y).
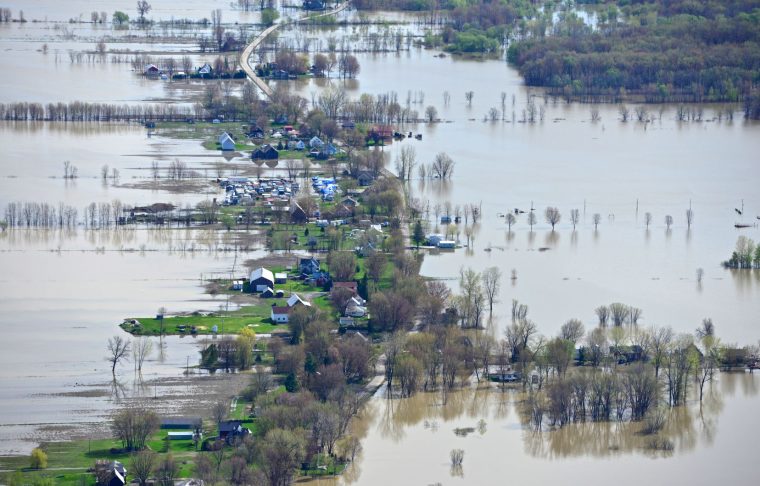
top-left (316, 374), bottom-right (760, 486)
top-left (1, 2), bottom-right (759, 478)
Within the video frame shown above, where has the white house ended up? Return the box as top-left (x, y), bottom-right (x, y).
top-left (219, 132), bottom-right (235, 151)
top-left (250, 267), bottom-right (275, 292)
top-left (271, 305), bottom-right (290, 323)
top-left (287, 293), bottom-right (311, 308)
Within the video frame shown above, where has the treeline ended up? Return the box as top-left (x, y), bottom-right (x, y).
top-left (507, 0), bottom-right (760, 107)
top-left (0, 102), bottom-right (194, 122)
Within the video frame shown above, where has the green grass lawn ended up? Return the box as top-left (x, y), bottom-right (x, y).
top-left (121, 304), bottom-right (287, 336)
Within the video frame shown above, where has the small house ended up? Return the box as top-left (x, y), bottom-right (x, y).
top-left (197, 63), bottom-right (213, 78)
top-left (249, 267), bottom-right (275, 292)
top-left (427, 234), bottom-right (444, 247)
top-left (357, 171), bottom-right (374, 186)
top-left (261, 287), bottom-right (275, 298)
top-left (218, 420), bottom-right (249, 443)
top-left (341, 196), bottom-right (358, 208)
top-left (295, 140), bottom-right (306, 150)
top-left (309, 136), bottom-right (324, 149)
top-left (271, 305), bottom-right (290, 323)
top-left (290, 202), bottom-right (308, 224)
top-left (252, 144), bottom-right (279, 160)
top-left (94, 460), bottom-right (127, 486)
top-left (274, 272), bottom-right (288, 284)
top-left (219, 132), bottom-right (235, 151)
top-left (322, 142), bottom-right (338, 156)
top-left (143, 64), bottom-right (159, 76)
top-left (368, 124), bottom-right (393, 143)
top-left (299, 257), bottom-right (320, 275)
top-left (287, 293), bottom-right (312, 308)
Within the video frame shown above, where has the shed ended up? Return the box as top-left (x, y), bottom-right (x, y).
top-left (274, 272), bottom-right (288, 284)
top-left (160, 417), bottom-right (202, 430)
top-left (168, 431), bottom-right (194, 440)
top-left (438, 240), bottom-right (456, 249)
top-left (249, 267), bottom-right (275, 292)
top-left (144, 64), bottom-right (159, 76)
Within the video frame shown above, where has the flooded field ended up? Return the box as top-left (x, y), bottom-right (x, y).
top-left (0, 2), bottom-right (759, 482)
top-left (315, 373), bottom-right (760, 485)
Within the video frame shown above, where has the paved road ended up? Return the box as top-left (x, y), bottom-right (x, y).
top-left (239, 2), bottom-right (351, 99)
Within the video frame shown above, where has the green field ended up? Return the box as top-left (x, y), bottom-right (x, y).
top-left (121, 304), bottom-right (287, 336)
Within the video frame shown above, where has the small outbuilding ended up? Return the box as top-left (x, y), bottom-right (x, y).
top-left (252, 144), bottom-right (279, 160)
top-left (271, 305), bottom-right (290, 323)
top-left (219, 132), bottom-right (235, 151)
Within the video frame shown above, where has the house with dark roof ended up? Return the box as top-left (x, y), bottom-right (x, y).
top-left (291, 202), bottom-right (308, 224)
top-left (252, 144), bottom-right (279, 160)
top-left (332, 281), bottom-right (358, 295)
top-left (160, 417), bottom-right (202, 430)
top-left (94, 460), bottom-right (127, 486)
top-left (299, 257), bottom-right (320, 275)
top-left (218, 420), bottom-right (249, 443)
top-left (303, 0), bottom-right (325, 11)
top-left (357, 171), bottom-right (374, 186)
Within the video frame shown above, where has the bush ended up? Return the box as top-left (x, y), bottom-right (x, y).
top-left (30, 447), bottom-right (48, 469)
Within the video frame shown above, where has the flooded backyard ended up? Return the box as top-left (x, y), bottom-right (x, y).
top-left (0, 1), bottom-right (759, 483)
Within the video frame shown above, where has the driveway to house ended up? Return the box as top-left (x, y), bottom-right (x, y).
top-left (239, 1), bottom-right (352, 99)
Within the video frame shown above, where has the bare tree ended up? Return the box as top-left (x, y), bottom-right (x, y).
top-left (650, 325), bottom-right (673, 379)
top-left (431, 152), bottom-right (455, 179)
top-left (131, 450), bottom-right (156, 486)
top-left (212, 399), bottom-right (229, 428)
top-left (544, 207), bottom-right (561, 231)
top-left (107, 335), bottom-right (131, 377)
top-left (506, 212), bottom-right (516, 231)
top-left (132, 337), bottom-right (153, 373)
top-left (527, 211), bottom-right (537, 231)
top-left (665, 214), bottom-right (673, 229)
top-left (645, 212), bottom-right (652, 228)
top-left (590, 107), bottom-right (600, 122)
top-left (570, 209), bottom-right (579, 230)
top-left (595, 305), bottom-right (609, 327)
top-left (464, 91), bottom-right (474, 107)
top-left (696, 268), bottom-right (704, 284)
top-left (481, 267), bottom-right (502, 315)
top-left (618, 105), bottom-right (630, 122)
top-left (609, 303), bottom-right (629, 327)
top-left (136, 1), bottom-right (152, 23)
top-left (686, 208), bottom-right (694, 228)
top-left (425, 105), bottom-right (438, 123)
top-left (559, 319), bottom-right (585, 345)
top-left (593, 213), bottom-right (601, 230)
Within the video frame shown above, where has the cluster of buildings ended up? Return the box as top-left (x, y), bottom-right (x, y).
top-left (249, 128), bottom-right (341, 161)
top-left (218, 176), bottom-right (299, 207)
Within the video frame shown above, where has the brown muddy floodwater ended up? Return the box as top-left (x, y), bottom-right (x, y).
top-left (314, 374), bottom-right (760, 486)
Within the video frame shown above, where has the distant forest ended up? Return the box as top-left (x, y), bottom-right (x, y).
top-left (507, 0), bottom-right (760, 112)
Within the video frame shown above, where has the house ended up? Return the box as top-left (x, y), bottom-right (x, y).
top-left (219, 132), bottom-right (235, 151)
top-left (341, 121), bottom-right (356, 130)
top-left (295, 140), bottom-right (306, 150)
top-left (160, 417), bottom-right (202, 430)
top-left (339, 317), bottom-right (355, 327)
top-left (357, 171), bottom-right (374, 186)
top-left (261, 287), bottom-right (275, 298)
top-left (322, 142), bottom-right (338, 156)
top-left (218, 420), bottom-right (249, 443)
top-left (303, 0), bottom-right (325, 10)
top-left (249, 267), bottom-right (275, 292)
top-left (309, 136), bottom-right (324, 149)
top-left (197, 63), bottom-right (213, 78)
top-left (437, 240), bottom-right (456, 249)
top-left (299, 257), bottom-right (320, 275)
top-left (332, 281), bottom-right (358, 295)
top-left (290, 202), bottom-right (308, 224)
top-left (346, 302), bottom-right (366, 318)
top-left (94, 460), bottom-right (127, 486)
top-left (144, 64), bottom-right (159, 76)
top-left (287, 293), bottom-right (311, 308)
top-left (271, 305), bottom-right (290, 323)
top-left (247, 125), bottom-right (265, 139)
top-left (274, 272), bottom-right (288, 284)
top-left (341, 196), bottom-right (358, 208)
top-left (252, 144), bottom-right (279, 160)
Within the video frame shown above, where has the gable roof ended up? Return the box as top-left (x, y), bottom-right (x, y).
top-left (287, 293), bottom-right (311, 307)
top-left (219, 132), bottom-right (234, 144)
top-left (250, 267), bottom-right (274, 283)
top-left (332, 281), bottom-right (358, 292)
top-left (271, 306), bottom-right (290, 315)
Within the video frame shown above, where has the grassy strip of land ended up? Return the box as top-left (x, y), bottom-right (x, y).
top-left (121, 305), bottom-right (285, 336)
